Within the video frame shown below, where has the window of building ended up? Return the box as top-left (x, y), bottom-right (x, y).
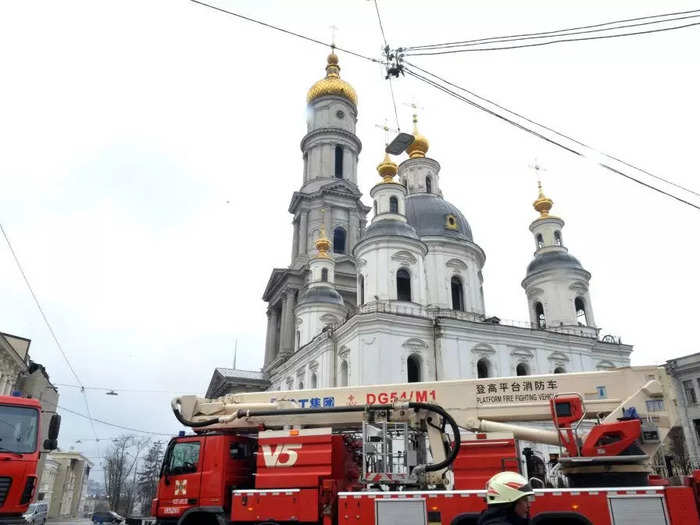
top-left (445, 214), bottom-right (458, 230)
top-left (683, 380), bottom-right (697, 404)
top-left (396, 268), bottom-right (411, 301)
top-left (554, 230), bottom-right (562, 246)
top-left (694, 419), bottom-right (700, 443)
top-left (339, 360), bottom-right (349, 386)
top-left (646, 399), bottom-right (665, 412)
top-left (389, 196), bottom-right (399, 214)
top-left (295, 330), bottom-right (300, 351)
top-left (477, 358), bottom-right (491, 379)
top-left (426, 176), bottom-right (432, 193)
top-left (321, 268), bottom-right (328, 282)
top-left (516, 363), bottom-right (530, 376)
top-left (298, 381), bottom-right (304, 390)
top-left (451, 276), bottom-right (464, 311)
top-left (333, 227), bottom-right (346, 254)
top-left (311, 373), bottom-right (318, 389)
top-left (535, 302), bottom-right (546, 329)
top-left (536, 233), bottom-right (544, 249)
top-left (554, 366), bottom-right (566, 374)
top-left (575, 297), bottom-right (588, 326)
top-left (359, 274), bottom-right (365, 305)
top-left (407, 354), bottom-right (422, 383)
top-left (373, 200), bottom-right (377, 215)
top-left (335, 145), bottom-right (343, 178)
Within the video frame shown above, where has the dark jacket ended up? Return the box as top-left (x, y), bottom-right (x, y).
top-left (477, 506), bottom-right (529, 525)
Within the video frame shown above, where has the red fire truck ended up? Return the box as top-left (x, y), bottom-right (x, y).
top-left (152, 366), bottom-right (700, 525)
top-left (0, 394), bottom-right (60, 525)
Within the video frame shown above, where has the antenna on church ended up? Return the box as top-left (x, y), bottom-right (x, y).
top-left (233, 338), bottom-right (238, 370)
top-left (329, 24), bottom-right (338, 50)
top-left (375, 119), bottom-right (399, 146)
top-left (529, 158), bottom-right (548, 188)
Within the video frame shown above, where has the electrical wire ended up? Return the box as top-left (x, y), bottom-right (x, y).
top-left (370, 0), bottom-right (400, 131)
top-left (57, 404), bottom-right (175, 437)
top-left (54, 383), bottom-right (204, 395)
top-left (405, 61), bottom-right (700, 200)
top-left (373, 0), bottom-right (388, 49)
top-left (404, 8), bottom-right (700, 50)
top-left (403, 67), bottom-right (700, 212)
top-left (404, 20), bottom-right (700, 56)
top-left (189, 0), bottom-right (381, 64)
top-left (0, 223), bottom-right (102, 446)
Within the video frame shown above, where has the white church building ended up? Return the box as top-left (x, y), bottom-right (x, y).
top-left (206, 51), bottom-right (631, 399)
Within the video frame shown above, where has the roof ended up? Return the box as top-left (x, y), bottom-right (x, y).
top-left (405, 194), bottom-right (473, 241)
top-left (525, 250), bottom-right (584, 277)
top-left (298, 286), bottom-right (344, 306)
top-left (215, 368), bottom-right (265, 380)
top-left (362, 219), bottom-right (420, 241)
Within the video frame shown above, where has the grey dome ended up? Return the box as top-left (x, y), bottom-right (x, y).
top-left (526, 251), bottom-right (583, 276)
top-left (298, 286), bottom-right (344, 306)
top-left (405, 194), bottom-right (473, 241)
top-left (363, 219), bottom-right (420, 241)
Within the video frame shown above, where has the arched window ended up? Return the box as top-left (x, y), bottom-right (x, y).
top-left (575, 297), bottom-right (588, 326)
top-left (295, 330), bottom-right (300, 351)
top-left (396, 268), bottom-right (411, 302)
top-left (477, 358), bottom-right (491, 379)
top-left (373, 200), bottom-right (377, 216)
top-left (451, 276), bottom-right (464, 311)
top-left (359, 275), bottom-right (365, 305)
top-left (535, 302), bottom-right (546, 329)
top-left (311, 373), bottom-right (318, 389)
top-left (516, 362), bottom-right (530, 376)
top-left (339, 360), bottom-right (349, 386)
top-left (298, 381), bottom-right (304, 390)
top-left (407, 354), bottom-right (422, 383)
top-left (554, 230), bottom-right (562, 246)
top-left (425, 176), bottom-right (432, 193)
top-left (536, 233), bottom-right (544, 249)
top-left (333, 227), bottom-right (346, 254)
top-left (554, 366), bottom-right (566, 374)
top-left (321, 268), bottom-right (329, 282)
top-left (389, 196), bottom-right (399, 214)
top-left (335, 145), bottom-right (343, 178)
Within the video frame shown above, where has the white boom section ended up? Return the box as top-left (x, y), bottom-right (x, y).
top-left (175, 366), bottom-right (677, 454)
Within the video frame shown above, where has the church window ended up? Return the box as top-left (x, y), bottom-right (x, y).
top-left (516, 362), bottom-right (530, 376)
top-left (554, 366), bottom-right (566, 374)
top-left (373, 200), bottom-right (377, 215)
top-left (535, 302), bottom-right (546, 329)
top-left (359, 275), bottom-right (365, 305)
top-left (295, 330), bottom-right (300, 351)
top-left (451, 276), bottom-right (464, 311)
top-left (575, 297), bottom-right (588, 326)
top-left (389, 196), bottom-right (399, 214)
top-left (339, 360), bottom-right (349, 386)
top-left (333, 227), bottom-right (346, 254)
top-left (396, 268), bottom-right (411, 302)
top-left (477, 358), bottom-right (491, 379)
top-left (298, 381), bottom-right (304, 390)
top-left (426, 176), bottom-right (432, 193)
top-left (321, 268), bottom-right (329, 282)
top-left (407, 354), bottom-right (422, 383)
top-left (335, 145), bottom-right (343, 178)
top-left (445, 214), bottom-right (458, 230)
top-left (554, 230), bottom-right (562, 246)
top-left (311, 372), bottom-right (318, 389)
top-left (536, 233), bottom-right (544, 249)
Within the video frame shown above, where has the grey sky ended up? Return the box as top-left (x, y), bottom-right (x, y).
top-left (1, 0), bottom-right (698, 471)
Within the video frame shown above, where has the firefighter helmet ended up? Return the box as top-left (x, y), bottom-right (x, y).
top-left (485, 471), bottom-right (534, 505)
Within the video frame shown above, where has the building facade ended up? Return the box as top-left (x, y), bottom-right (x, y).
top-left (666, 353), bottom-right (700, 469)
top-left (0, 331), bottom-right (30, 395)
top-left (214, 51), bottom-right (631, 398)
top-left (40, 451), bottom-right (93, 519)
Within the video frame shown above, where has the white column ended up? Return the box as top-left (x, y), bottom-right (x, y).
top-left (299, 211), bottom-right (308, 255)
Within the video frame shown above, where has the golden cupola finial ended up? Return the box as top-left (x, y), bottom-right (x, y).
top-left (377, 151), bottom-right (398, 183)
top-left (307, 50), bottom-right (358, 106)
top-left (406, 112), bottom-right (429, 159)
top-left (533, 181), bottom-right (554, 218)
top-left (315, 209), bottom-right (331, 258)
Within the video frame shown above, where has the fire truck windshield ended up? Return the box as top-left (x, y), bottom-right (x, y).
top-left (0, 404), bottom-right (39, 454)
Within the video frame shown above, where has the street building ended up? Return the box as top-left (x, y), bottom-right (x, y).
top-left (39, 451), bottom-right (93, 519)
top-left (666, 352), bottom-right (700, 469)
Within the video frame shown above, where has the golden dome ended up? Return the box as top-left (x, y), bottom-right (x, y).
top-left (307, 52), bottom-right (358, 106)
top-left (377, 151), bottom-right (398, 182)
top-left (406, 113), bottom-right (429, 159)
top-left (315, 209), bottom-right (331, 258)
top-left (533, 181), bottom-right (554, 218)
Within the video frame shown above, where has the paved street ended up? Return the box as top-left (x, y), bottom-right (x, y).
top-left (47, 520), bottom-right (91, 525)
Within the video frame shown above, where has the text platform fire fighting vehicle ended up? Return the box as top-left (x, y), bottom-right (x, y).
top-left (153, 366), bottom-right (700, 525)
top-left (0, 394), bottom-right (60, 525)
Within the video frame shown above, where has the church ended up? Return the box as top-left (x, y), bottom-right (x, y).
top-left (206, 51), bottom-right (631, 399)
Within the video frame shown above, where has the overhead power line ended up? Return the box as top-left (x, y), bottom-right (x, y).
top-left (404, 19), bottom-right (700, 55)
top-left (404, 8), bottom-right (700, 51)
top-left (402, 66), bottom-right (700, 212)
top-left (0, 224), bottom-right (102, 446)
top-left (54, 383), bottom-right (204, 395)
top-left (57, 404), bottom-right (174, 437)
top-left (189, 0), bottom-right (381, 64)
top-left (370, 0), bottom-right (400, 131)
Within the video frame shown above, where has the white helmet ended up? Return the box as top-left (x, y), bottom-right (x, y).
top-left (485, 471), bottom-right (534, 505)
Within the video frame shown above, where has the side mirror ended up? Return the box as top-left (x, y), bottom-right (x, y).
top-left (48, 414), bottom-right (61, 441)
top-left (43, 438), bottom-right (58, 450)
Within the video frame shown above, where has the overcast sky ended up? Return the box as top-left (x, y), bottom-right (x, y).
top-left (1, 0), bottom-right (698, 474)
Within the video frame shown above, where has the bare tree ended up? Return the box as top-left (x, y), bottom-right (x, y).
top-left (103, 435), bottom-right (150, 515)
top-left (137, 440), bottom-right (165, 514)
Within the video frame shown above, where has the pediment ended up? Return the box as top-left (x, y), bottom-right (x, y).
top-left (472, 343), bottom-right (496, 355)
top-left (402, 338), bottom-right (428, 350)
top-left (446, 258), bottom-right (467, 271)
top-left (548, 351), bottom-right (570, 362)
top-left (392, 250), bottom-right (418, 265)
top-left (510, 346), bottom-right (535, 359)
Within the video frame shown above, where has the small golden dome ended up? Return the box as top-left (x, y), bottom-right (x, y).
top-left (377, 151), bottom-right (398, 182)
top-left (533, 181), bottom-right (554, 218)
top-left (315, 209), bottom-right (331, 258)
top-left (406, 114), bottom-right (429, 159)
top-left (307, 52), bottom-right (358, 106)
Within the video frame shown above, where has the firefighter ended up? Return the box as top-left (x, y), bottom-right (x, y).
top-left (477, 471), bottom-right (535, 525)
